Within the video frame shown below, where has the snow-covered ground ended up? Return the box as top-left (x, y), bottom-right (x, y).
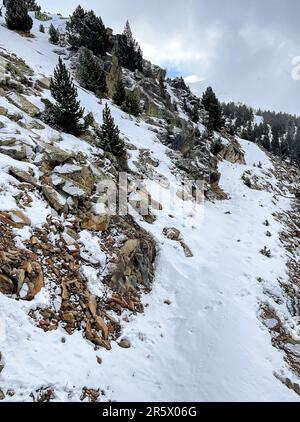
top-left (0, 12), bottom-right (299, 402)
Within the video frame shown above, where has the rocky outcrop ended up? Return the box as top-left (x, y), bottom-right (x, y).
top-left (106, 55), bottom-right (122, 97)
top-left (219, 140), bottom-right (246, 165)
top-left (108, 227), bottom-right (156, 293)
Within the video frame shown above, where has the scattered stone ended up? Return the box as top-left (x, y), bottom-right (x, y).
top-left (29, 120), bottom-right (45, 130)
top-left (180, 241), bottom-right (194, 258)
top-left (0, 107), bottom-right (8, 116)
top-left (80, 387), bottom-right (100, 402)
top-left (96, 356), bottom-right (102, 365)
top-left (0, 389), bottom-right (5, 401)
top-left (42, 185), bottom-right (68, 213)
top-left (36, 77), bottom-right (51, 90)
top-left (260, 246), bottom-right (271, 258)
top-left (163, 227), bottom-right (182, 241)
top-left (0, 210), bottom-right (31, 229)
top-left (0, 274), bottom-right (15, 295)
top-left (80, 213), bottom-right (110, 232)
top-left (164, 300), bottom-right (172, 305)
top-left (118, 338), bottom-right (131, 349)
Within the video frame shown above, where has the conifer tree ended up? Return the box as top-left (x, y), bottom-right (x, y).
top-left (123, 20), bottom-right (135, 45)
top-left (114, 21), bottom-right (143, 72)
top-left (202, 87), bottom-right (223, 131)
top-left (66, 6), bottom-right (109, 56)
top-left (39, 23), bottom-right (45, 33)
top-left (99, 104), bottom-right (126, 157)
top-left (122, 92), bottom-right (140, 117)
top-left (76, 47), bottom-right (107, 97)
top-left (191, 104), bottom-right (200, 124)
top-left (65, 5), bottom-right (85, 48)
top-left (49, 23), bottom-right (60, 44)
top-left (6, 0), bottom-right (33, 32)
top-left (113, 79), bottom-right (126, 107)
top-left (26, 0), bottom-right (40, 11)
top-left (49, 57), bottom-right (84, 134)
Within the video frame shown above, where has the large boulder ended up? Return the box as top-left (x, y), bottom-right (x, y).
top-left (0, 143), bottom-right (30, 161)
top-left (6, 93), bottom-right (40, 117)
top-left (43, 144), bottom-right (75, 165)
top-left (36, 77), bottom-right (51, 90)
top-left (53, 164), bottom-right (95, 195)
top-left (9, 166), bottom-right (37, 186)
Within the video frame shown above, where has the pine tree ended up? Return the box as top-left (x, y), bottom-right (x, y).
top-left (76, 47), bottom-right (107, 97)
top-left (49, 57), bottom-right (84, 134)
top-left (113, 79), bottom-right (126, 107)
top-left (123, 20), bottom-right (135, 45)
top-left (191, 104), bottom-right (200, 124)
top-left (66, 6), bottom-right (109, 56)
top-left (202, 87), bottom-right (223, 131)
top-left (6, 0), bottom-right (33, 32)
top-left (271, 126), bottom-right (281, 155)
top-left (122, 92), bottom-right (140, 116)
top-left (114, 21), bottom-right (143, 72)
top-left (99, 104), bottom-right (126, 157)
top-left (26, 0), bottom-right (40, 11)
top-left (65, 5), bottom-right (85, 49)
top-left (39, 23), bottom-right (45, 33)
top-left (49, 23), bottom-right (60, 44)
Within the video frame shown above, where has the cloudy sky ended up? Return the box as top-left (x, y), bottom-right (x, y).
top-left (39, 0), bottom-right (300, 115)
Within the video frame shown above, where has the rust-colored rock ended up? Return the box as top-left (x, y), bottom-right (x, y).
top-left (81, 213), bottom-right (110, 232)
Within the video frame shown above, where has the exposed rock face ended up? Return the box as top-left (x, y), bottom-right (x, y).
top-left (108, 232), bottom-right (156, 293)
top-left (219, 141), bottom-right (246, 165)
top-left (106, 55), bottom-right (122, 97)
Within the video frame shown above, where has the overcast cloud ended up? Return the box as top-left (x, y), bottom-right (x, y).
top-left (39, 0), bottom-right (300, 115)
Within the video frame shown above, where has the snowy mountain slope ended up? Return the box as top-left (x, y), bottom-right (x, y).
top-left (0, 11), bottom-right (299, 402)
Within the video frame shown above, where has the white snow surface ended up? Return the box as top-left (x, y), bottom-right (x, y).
top-left (0, 12), bottom-right (299, 402)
